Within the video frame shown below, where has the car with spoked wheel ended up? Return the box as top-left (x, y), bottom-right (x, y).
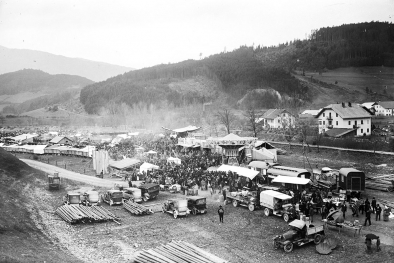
top-left (162, 199), bottom-right (190, 219)
top-left (273, 219), bottom-right (325, 253)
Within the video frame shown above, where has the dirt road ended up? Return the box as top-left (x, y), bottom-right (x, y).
top-left (21, 159), bottom-right (128, 188)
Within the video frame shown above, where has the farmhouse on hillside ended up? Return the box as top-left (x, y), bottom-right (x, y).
top-left (373, 101), bottom-right (394, 116)
top-left (258, 109), bottom-right (295, 129)
top-left (49, 136), bottom-right (73, 145)
top-left (315, 102), bottom-right (372, 137)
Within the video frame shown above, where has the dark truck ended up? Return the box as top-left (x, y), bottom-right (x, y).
top-left (273, 219), bottom-right (325, 253)
top-left (187, 197), bottom-right (207, 215)
top-left (138, 183), bottom-right (160, 202)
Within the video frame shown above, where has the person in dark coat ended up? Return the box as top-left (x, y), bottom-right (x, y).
top-left (365, 198), bottom-right (371, 212)
top-left (371, 197), bottom-right (377, 213)
top-left (341, 201), bottom-right (347, 219)
top-left (376, 237), bottom-right (381, 252)
top-left (376, 204), bottom-right (382, 221)
top-left (364, 208), bottom-right (372, 226)
top-left (218, 205), bottom-right (224, 223)
top-left (365, 238), bottom-right (372, 254)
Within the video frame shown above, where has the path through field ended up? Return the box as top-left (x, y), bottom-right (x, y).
top-left (21, 159), bottom-right (128, 188)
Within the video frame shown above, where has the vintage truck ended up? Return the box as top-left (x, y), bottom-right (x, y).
top-left (226, 187), bottom-right (259, 211)
top-left (260, 190), bottom-right (297, 222)
top-left (138, 183), bottom-right (160, 202)
top-left (63, 192), bottom-right (81, 205)
top-left (48, 172), bottom-right (61, 190)
top-left (273, 219), bottom-right (325, 252)
top-left (101, 190), bottom-right (124, 206)
top-left (162, 199), bottom-right (190, 219)
top-left (81, 191), bottom-right (100, 206)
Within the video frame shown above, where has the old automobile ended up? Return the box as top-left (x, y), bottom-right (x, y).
top-left (101, 190), bottom-right (124, 206)
top-left (138, 183), bottom-right (160, 202)
top-left (273, 219), bottom-right (325, 253)
top-left (63, 192), bottom-right (81, 205)
top-left (226, 187), bottom-right (259, 211)
top-left (260, 190), bottom-right (297, 222)
top-left (81, 191), bottom-right (100, 206)
top-left (162, 199), bottom-right (190, 219)
top-left (48, 172), bottom-right (61, 190)
top-left (122, 187), bottom-right (143, 203)
top-left (187, 196), bottom-right (207, 215)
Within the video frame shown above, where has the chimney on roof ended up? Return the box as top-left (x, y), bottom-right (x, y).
top-left (348, 102), bottom-right (352, 107)
top-left (342, 102), bottom-right (345, 108)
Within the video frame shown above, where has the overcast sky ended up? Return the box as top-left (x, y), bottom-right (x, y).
top-left (0, 0), bottom-right (393, 69)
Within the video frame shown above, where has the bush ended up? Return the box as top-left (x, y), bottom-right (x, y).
top-left (32, 154), bottom-right (39, 160)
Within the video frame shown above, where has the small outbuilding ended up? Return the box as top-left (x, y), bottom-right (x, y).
top-left (338, 168), bottom-right (365, 192)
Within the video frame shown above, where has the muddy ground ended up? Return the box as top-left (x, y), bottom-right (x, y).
top-left (4, 148), bottom-right (394, 263)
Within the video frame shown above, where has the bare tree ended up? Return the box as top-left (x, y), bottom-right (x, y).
top-left (215, 108), bottom-right (235, 134)
top-left (243, 107), bottom-right (264, 137)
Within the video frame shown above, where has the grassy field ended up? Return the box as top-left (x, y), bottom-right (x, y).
top-left (3, 146), bottom-right (393, 263)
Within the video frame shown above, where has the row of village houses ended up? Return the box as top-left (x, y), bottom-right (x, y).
top-left (259, 101), bottom-right (394, 138)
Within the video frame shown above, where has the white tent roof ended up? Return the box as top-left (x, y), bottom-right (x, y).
top-left (162, 125), bottom-right (201, 133)
top-left (271, 176), bottom-right (311, 185)
top-left (109, 158), bottom-right (141, 170)
top-left (12, 133), bottom-right (38, 141)
top-left (217, 164), bottom-right (259, 180)
top-left (248, 161), bottom-right (271, 169)
top-left (139, 162), bottom-right (160, 173)
top-left (147, 150), bottom-right (157, 154)
top-left (260, 190), bottom-right (292, 200)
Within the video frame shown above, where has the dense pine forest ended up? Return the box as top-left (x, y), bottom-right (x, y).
top-left (80, 22), bottom-right (393, 115)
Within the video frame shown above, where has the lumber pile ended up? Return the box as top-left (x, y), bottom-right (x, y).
top-left (131, 240), bottom-right (228, 263)
top-left (123, 200), bottom-right (154, 215)
top-left (55, 205), bottom-right (119, 224)
top-left (366, 175), bottom-right (394, 192)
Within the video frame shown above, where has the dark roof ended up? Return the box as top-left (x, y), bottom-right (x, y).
top-left (316, 103), bottom-right (371, 119)
top-left (138, 183), bottom-right (159, 189)
top-left (262, 109), bottom-right (291, 119)
top-left (339, 168), bottom-right (364, 176)
top-left (378, 101), bottom-right (394, 109)
top-left (324, 128), bottom-right (356, 138)
top-left (186, 196), bottom-right (206, 200)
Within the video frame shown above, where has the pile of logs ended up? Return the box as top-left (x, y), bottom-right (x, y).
top-left (131, 240), bottom-right (228, 263)
top-left (366, 174), bottom-right (394, 192)
top-left (123, 200), bottom-right (153, 215)
top-left (55, 205), bottom-right (119, 224)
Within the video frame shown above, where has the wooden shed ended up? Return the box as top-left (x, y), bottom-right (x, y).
top-left (338, 168), bottom-right (365, 192)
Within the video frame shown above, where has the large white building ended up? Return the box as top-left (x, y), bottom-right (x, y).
top-left (374, 101), bottom-right (394, 116)
top-left (259, 109), bottom-right (295, 129)
top-left (315, 102), bottom-right (372, 137)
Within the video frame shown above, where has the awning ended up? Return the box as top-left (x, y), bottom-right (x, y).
top-left (260, 190), bottom-right (292, 200)
top-left (139, 162), bottom-right (160, 173)
top-left (271, 176), bottom-right (311, 185)
top-left (109, 158), bottom-right (140, 170)
top-left (217, 165), bottom-right (259, 180)
top-left (147, 150), bottom-right (157, 154)
top-left (252, 148), bottom-right (275, 161)
top-left (248, 161), bottom-right (270, 169)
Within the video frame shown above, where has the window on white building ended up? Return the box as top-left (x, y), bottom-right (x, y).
top-left (319, 121), bottom-right (322, 125)
top-left (336, 121), bottom-right (338, 125)
top-left (367, 128), bottom-right (369, 132)
top-left (348, 121), bottom-right (351, 125)
top-left (361, 120), bottom-right (363, 124)
top-left (336, 113), bottom-right (338, 117)
top-left (361, 129), bottom-right (363, 133)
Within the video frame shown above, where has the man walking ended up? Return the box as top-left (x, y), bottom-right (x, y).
top-left (371, 197), bottom-right (377, 214)
top-left (218, 205), bottom-right (224, 223)
top-left (341, 201), bottom-right (347, 219)
top-left (364, 207), bottom-right (372, 226)
top-left (376, 204), bottom-right (382, 221)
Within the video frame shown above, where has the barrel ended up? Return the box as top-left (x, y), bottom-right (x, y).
top-left (194, 189), bottom-right (198, 196)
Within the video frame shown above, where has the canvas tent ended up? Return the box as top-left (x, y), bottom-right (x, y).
top-left (217, 164), bottom-right (259, 180)
top-left (167, 157), bottom-right (181, 165)
top-left (139, 162), bottom-right (160, 173)
top-left (109, 158), bottom-right (140, 170)
top-left (251, 148), bottom-right (276, 162)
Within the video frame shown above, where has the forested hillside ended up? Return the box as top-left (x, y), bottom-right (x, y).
top-left (0, 69), bottom-right (93, 95)
top-left (256, 21), bottom-right (394, 70)
top-left (80, 47), bottom-right (306, 114)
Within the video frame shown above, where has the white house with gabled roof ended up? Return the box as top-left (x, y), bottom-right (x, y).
top-left (315, 102), bottom-right (372, 137)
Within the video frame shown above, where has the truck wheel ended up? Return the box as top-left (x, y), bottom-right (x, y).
top-left (264, 208), bottom-right (271, 217)
top-left (314, 234), bottom-right (323, 244)
top-left (173, 211), bottom-right (178, 219)
top-left (110, 200), bottom-right (113, 206)
top-left (283, 213), bottom-right (289, 222)
top-left (192, 209), bottom-right (197, 215)
top-left (283, 242), bottom-right (293, 253)
top-left (248, 204), bottom-right (255, 211)
top-left (162, 206), bottom-right (165, 213)
top-left (233, 200), bottom-right (238, 207)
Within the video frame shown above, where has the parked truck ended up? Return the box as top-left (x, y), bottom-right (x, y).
top-left (226, 188), bottom-right (259, 211)
top-left (259, 190), bottom-right (296, 222)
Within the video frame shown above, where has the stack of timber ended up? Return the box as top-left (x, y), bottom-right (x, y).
top-left (56, 205), bottom-right (119, 224)
top-left (123, 200), bottom-right (154, 215)
top-left (131, 240), bottom-right (228, 263)
top-left (365, 174), bottom-right (394, 192)
top-left (376, 198), bottom-right (394, 210)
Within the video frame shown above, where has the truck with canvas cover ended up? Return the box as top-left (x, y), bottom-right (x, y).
top-left (101, 190), bottom-right (124, 206)
top-left (273, 219), bottom-right (325, 253)
top-left (81, 191), bottom-right (100, 206)
top-left (138, 183), bottom-right (160, 201)
top-left (162, 199), bottom-right (190, 218)
top-left (63, 192), bottom-right (81, 205)
top-left (260, 190), bottom-right (296, 222)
